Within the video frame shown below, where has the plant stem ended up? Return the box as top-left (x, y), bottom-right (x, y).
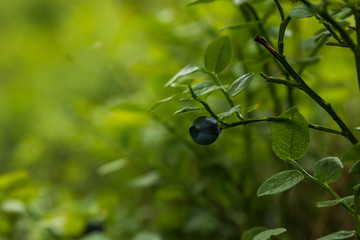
top-left (278, 17), bottom-right (291, 56)
top-left (288, 161), bottom-right (354, 213)
top-left (188, 85), bottom-right (227, 125)
top-left (209, 73), bottom-right (243, 120)
top-left (354, 6), bottom-right (360, 91)
top-left (274, 0), bottom-right (285, 22)
top-left (255, 35), bottom-right (358, 144)
top-left (354, 183), bottom-right (360, 238)
top-left (223, 116), bottom-right (344, 136)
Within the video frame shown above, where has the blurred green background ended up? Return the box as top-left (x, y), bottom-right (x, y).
top-left (0, 0), bottom-right (360, 239)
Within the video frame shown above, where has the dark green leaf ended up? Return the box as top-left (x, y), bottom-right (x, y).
top-left (253, 228), bottom-right (287, 240)
top-left (149, 95), bottom-right (177, 112)
top-left (271, 107), bottom-right (310, 161)
top-left (165, 65), bottom-right (199, 87)
top-left (228, 73), bottom-right (254, 97)
top-left (184, 81), bottom-right (222, 97)
top-left (204, 36), bottom-right (232, 73)
top-left (174, 107), bottom-right (205, 115)
top-left (343, 143), bottom-right (360, 162)
top-left (257, 170), bottom-right (304, 196)
top-left (316, 230), bottom-right (356, 240)
top-left (241, 227), bottom-right (267, 240)
top-left (349, 161), bottom-right (360, 175)
top-left (314, 157), bottom-right (343, 184)
top-left (218, 22), bottom-right (260, 31)
top-left (316, 196), bottom-right (354, 208)
top-left (217, 105), bottom-right (242, 120)
top-left (314, 31), bottom-right (331, 43)
top-left (289, 4), bottom-right (314, 18)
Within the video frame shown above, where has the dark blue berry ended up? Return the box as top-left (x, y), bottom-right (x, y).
top-left (189, 116), bottom-right (220, 145)
top-left (84, 221), bottom-right (104, 235)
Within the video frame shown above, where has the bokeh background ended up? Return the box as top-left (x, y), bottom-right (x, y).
top-left (1, 0), bottom-right (360, 239)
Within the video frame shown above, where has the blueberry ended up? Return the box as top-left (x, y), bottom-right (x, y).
top-left (189, 116), bottom-right (221, 145)
top-left (84, 221), bottom-right (104, 235)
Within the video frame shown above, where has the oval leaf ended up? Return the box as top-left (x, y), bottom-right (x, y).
top-left (316, 230), bottom-right (356, 240)
top-left (165, 64), bottom-right (199, 87)
top-left (271, 107), bottom-right (310, 161)
top-left (314, 157), bottom-right (343, 184)
top-left (254, 228), bottom-right (287, 240)
top-left (174, 107), bottom-right (205, 115)
top-left (349, 161), bottom-right (360, 175)
top-left (228, 73), bottom-right (254, 97)
top-left (289, 4), bottom-right (314, 18)
top-left (204, 36), bottom-right (232, 73)
top-left (257, 170), bottom-right (304, 196)
top-left (316, 196), bottom-right (354, 208)
top-left (184, 81), bottom-right (222, 97)
top-left (217, 105), bottom-right (242, 120)
top-left (241, 227), bottom-right (267, 240)
top-left (343, 143), bottom-right (360, 162)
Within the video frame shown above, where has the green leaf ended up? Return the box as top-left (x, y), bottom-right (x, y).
top-left (314, 31), bottom-right (331, 43)
top-left (149, 95), bottom-right (177, 112)
top-left (316, 230), bottom-right (356, 240)
top-left (184, 81), bottom-right (222, 97)
top-left (316, 195), bottom-right (353, 208)
top-left (186, 0), bottom-right (217, 6)
top-left (98, 158), bottom-right (127, 176)
top-left (174, 107), bottom-right (205, 115)
top-left (355, 127), bottom-right (360, 131)
top-left (165, 65), bottom-right (199, 87)
top-left (241, 227), bottom-right (267, 240)
top-left (271, 107), bottom-right (310, 161)
top-left (253, 228), bottom-right (287, 240)
top-left (233, 0), bottom-right (266, 5)
top-left (349, 161), bottom-right (360, 175)
top-left (245, 104), bottom-right (260, 114)
top-left (257, 170), bottom-right (304, 196)
top-left (204, 36), bottom-right (232, 73)
top-left (128, 171), bottom-right (160, 188)
top-left (343, 143), bottom-right (360, 162)
top-left (217, 105), bottom-right (242, 120)
top-left (228, 73), bottom-right (254, 97)
top-left (314, 157), bottom-right (343, 184)
top-left (289, 4), bottom-right (314, 18)
top-left (297, 56), bottom-right (322, 64)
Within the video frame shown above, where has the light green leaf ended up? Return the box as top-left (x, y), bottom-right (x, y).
top-left (241, 227), bottom-right (267, 240)
top-left (245, 104), bottom-right (260, 113)
top-left (289, 4), bottom-right (314, 18)
top-left (98, 159), bottom-right (127, 176)
top-left (297, 56), bottom-right (322, 64)
top-left (355, 127), bottom-right (360, 131)
top-left (128, 171), bottom-right (160, 189)
top-left (314, 157), bottom-right (343, 184)
top-left (257, 170), bottom-right (304, 196)
top-left (314, 31), bottom-right (331, 43)
top-left (1, 199), bottom-right (26, 214)
top-left (349, 161), bottom-right (360, 175)
top-left (228, 73), bottom-right (254, 97)
top-left (271, 107), bottom-right (310, 161)
top-left (204, 36), bottom-right (232, 73)
top-left (184, 81), bottom-right (222, 97)
top-left (316, 230), bottom-right (356, 240)
top-left (217, 105), bottom-right (242, 120)
top-left (316, 196), bottom-right (354, 208)
top-left (165, 65), bottom-right (199, 87)
top-left (253, 228), bottom-right (287, 240)
top-left (343, 143), bottom-right (360, 162)
top-left (174, 107), bottom-right (205, 115)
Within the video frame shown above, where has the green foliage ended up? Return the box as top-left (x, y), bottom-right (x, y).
top-left (316, 230), bottom-right (356, 240)
top-left (289, 4), bottom-right (315, 18)
top-left (241, 227), bottom-right (267, 240)
top-left (253, 228), bottom-right (287, 240)
top-left (228, 73), bottom-right (254, 97)
top-left (257, 170), bottom-right (304, 196)
top-left (271, 107), bottom-right (310, 161)
top-left (314, 157), bottom-right (343, 184)
top-left (204, 36), bottom-right (232, 74)
top-left (316, 196), bottom-right (354, 208)
top-left (342, 143), bottom-right (360, 162)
